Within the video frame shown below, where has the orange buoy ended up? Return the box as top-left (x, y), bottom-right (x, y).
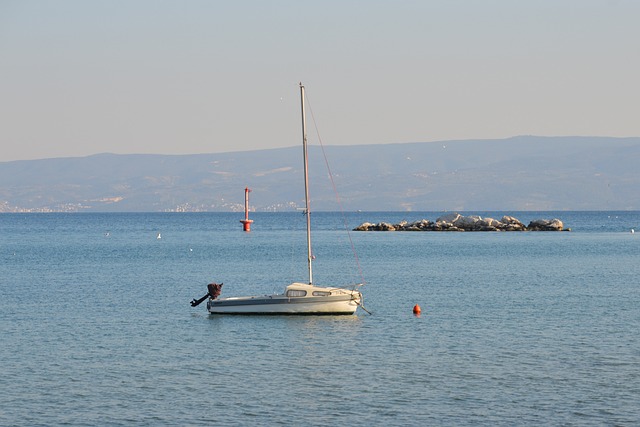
top-left (413, 304), bottom-right (422, 315)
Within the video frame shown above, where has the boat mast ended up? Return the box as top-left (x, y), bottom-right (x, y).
top-left (300, 83), bottom-right (313, 285)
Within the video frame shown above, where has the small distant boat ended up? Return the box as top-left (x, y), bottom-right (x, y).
top-left (191, 83), bottom-right (364, 315)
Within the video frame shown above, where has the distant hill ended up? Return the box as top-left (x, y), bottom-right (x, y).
top-left (1, 136), bottom-right (639, 212)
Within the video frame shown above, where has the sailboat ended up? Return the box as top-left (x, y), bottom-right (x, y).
top-left (191, 83), bottom-right (364, 315)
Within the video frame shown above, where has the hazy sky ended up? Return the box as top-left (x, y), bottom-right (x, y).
top-left (1, 0), bottom-right (639, 162)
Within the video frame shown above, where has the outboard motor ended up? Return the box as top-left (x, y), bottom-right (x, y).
top-left (190, 282), bottom-right (223, 307)
top-left (207, 283), bottom-right (223, 299)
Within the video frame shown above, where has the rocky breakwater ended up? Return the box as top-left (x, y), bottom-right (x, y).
top-left (354, 213), bottom-right (568, 232)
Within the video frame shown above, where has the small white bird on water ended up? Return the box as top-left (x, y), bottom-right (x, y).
top-left (157, 233), bottom-right (162, 239)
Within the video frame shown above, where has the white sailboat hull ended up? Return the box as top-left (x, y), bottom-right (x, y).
top-left (207, 283), bottom-right (362, 315)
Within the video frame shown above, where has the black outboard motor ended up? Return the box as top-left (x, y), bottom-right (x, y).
top-left (190, 282), bottom-right (223, 307)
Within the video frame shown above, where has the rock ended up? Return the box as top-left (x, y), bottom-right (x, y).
top-left (353, 214), bottom-right (566, 232)
top-left (501, 215), bottom-right (524, 226)
top-left (477, 217), bottom-right (499, 228)
top-left (500, 216), bottom-right (526, 231)
top-left (527, 218), bottom-right (564, 231)
top-left (436, 212), bottom-right (461, 223)
top-left (377, 222), bottom-right (396, 231)
top-left (455, 215), bottom-right (481, 229)
top-left (397, 219), bottom-right (433, 231)
top-left (353, 222), bottom-right (375, 231)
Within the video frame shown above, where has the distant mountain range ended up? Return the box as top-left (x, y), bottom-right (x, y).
top-left (1, 136), bottom-right (639, 212)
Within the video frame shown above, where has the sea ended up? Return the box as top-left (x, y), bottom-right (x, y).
top-left (1, 211), bottom-right (639, 426)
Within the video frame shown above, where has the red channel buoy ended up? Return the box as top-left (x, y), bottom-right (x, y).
top-left (413, 304), bottom-right (422, 315)
top-left (239, 187), bottom-right (254, 232)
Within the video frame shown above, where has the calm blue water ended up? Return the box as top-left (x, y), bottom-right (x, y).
top-left (1, 211), bottom-right (639, 426)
